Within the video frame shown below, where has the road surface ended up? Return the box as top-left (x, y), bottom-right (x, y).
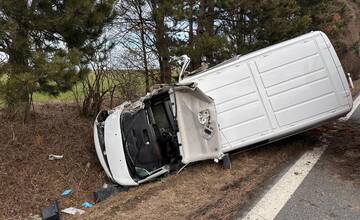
top-left (240, 97), bottom-right (360, 220)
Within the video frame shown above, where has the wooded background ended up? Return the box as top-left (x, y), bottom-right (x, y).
top-left (0, 0), bottom-right (359, 120)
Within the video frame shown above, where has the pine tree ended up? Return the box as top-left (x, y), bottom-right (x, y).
top-left (218, 0), bottom-right (312, 56)
top-left (147, 0), bottom-right (174, 83)
top-left (0, 0), bottom-right (116, 121)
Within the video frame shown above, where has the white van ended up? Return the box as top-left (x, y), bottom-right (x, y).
top-left (94, 31), bottom-right (353, 186)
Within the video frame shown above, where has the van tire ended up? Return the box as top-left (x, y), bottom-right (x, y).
top-left (222, 154), bottom-right (231, 169)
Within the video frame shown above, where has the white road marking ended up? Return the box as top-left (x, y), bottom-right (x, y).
top-left (241, 146), bottom-right (326, 220)
top-left (343, 95), bottom-right (360, 120)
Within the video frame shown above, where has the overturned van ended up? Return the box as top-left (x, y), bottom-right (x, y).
top-left (94, 31), bottom-right (353, 186)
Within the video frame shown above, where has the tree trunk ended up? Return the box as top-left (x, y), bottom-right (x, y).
top-left (187, 0), bottom-right (195, 70)
top-left (137, 2), bottom-right (151, 92)
top-left (5, 27), bottom-right (32, 122)
top-left (149, 0), bottom-right (172, 84)
top-left (196, 0), bottom-right (215, 66)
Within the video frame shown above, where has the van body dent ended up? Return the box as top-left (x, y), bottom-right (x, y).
top-left (94, 31), bottom-right (353, 186)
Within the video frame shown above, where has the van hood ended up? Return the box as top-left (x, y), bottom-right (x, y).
top-left (94, 103), bottom-right (139, 186)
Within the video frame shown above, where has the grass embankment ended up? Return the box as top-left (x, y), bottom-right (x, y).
top-left (0, 103), bottom-right (108, 219)
top-left (0, 102), bottom-right (323, 219)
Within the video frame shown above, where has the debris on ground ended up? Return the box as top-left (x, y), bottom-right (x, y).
top-left (40, 201), bottom-right (59, 220)
top-left (61, 207), bottom-right (85, 215)
top-left (0, 104), bottom-right (108, 219)
top-left (61, 189), bottom-right (72, 197)
top-left (81, 202), bottom-right (94, 208)
top-left (93, 185), bottom-right (129, 203)
top-left (28, 214), bottom-right (41, 220)
top-left (48, 154), bottom-right (64, 161)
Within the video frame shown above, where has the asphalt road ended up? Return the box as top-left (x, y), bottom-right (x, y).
top-left (240, 100), bottom-right (360, 220)
top-left (274, 148), bottom-right (360, 220)
top-left (275, 104), bottom-right (360, 220)
top-left (349, 101), bottom-right (360, 121)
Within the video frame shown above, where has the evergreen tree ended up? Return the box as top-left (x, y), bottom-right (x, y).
top-left (0, 0), bottom-right (116, 120)
top-left (147, 0), bottom-right (175, 83)
top-left (218, 0), bottom-right (312, 55)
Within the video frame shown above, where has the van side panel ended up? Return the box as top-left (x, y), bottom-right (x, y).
top-left (255, 37), bottom-right (341, 127)
top-left (184, 31), bottom-right (352, 152)
top-left (194, 63), bottom-right (272, 146)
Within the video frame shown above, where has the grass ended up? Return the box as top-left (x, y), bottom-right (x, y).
top-left (32, 90), bottom-right (76, 102)
top-left (0, 83), bottom-right (81, 108)
top-left (0, 91), bottom-right (76, 108)
top-left (0, 69), bottom-right (163, 107)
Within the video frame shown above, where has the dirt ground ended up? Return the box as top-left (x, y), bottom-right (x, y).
top-left (81, 120), bottom-right (359, 220)
top-left (0, 103), bottom-right (109, 219)
top-left (0, 103), bottom-right (358, 219)
top-left (81, 130), bottom-right (322, 220)
top-left (322, 121), bottom-right (360, 186)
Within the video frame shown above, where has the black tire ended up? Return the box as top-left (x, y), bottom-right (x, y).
top-left (222, 154), bottom-right (231, 169)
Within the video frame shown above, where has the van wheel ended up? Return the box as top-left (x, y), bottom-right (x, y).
top-left (222, 154), bottom-right (231, 169)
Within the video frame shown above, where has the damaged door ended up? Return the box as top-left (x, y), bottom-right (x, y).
top-left (170, 84), bottom-right (223, 164)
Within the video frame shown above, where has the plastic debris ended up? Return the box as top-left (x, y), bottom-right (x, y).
top-left (28, 214), bottom-right (41, 220)
top-left (48, 154), bottom-right (63, 161)
top-left (81, 201), bottom-right (94, 208)
top-left (93, 185), bottom-right (129, 203)
top-left (61, 189), bottom-right (72, 197)
top-left (41, 201), bottom-right (60, 220)
top-left (61, 207), bottom-right (85, 215)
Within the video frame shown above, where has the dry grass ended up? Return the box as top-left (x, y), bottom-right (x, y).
top-left (82, 132), bottom-right (321, 220)
top-left (322, 122), bottom-right (360, 186)
top-left (0, 103), bottom-right (108, 219)
top-left (0, 102), bottom-right (353, 219)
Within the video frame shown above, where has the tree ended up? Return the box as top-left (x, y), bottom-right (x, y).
top-left (215, 0), bottom-right (312, 56)
top-left (117, 0), bottom-right (155, 92)
top-left (0, 0), bottom-right (117, 121)
top-left (170, 0), bottom-right (230, 70)
top-left (147, 0), bottom-right (174, 83)
top-left (73, 42), bottom-right (117, 117)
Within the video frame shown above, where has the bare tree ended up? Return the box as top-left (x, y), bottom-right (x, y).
top-left (116, 0), bottom-right (156, 92)
top-left (73, 47), bottom-right (117, 117)
top-left (108, 51), bottom-right (145, 106)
